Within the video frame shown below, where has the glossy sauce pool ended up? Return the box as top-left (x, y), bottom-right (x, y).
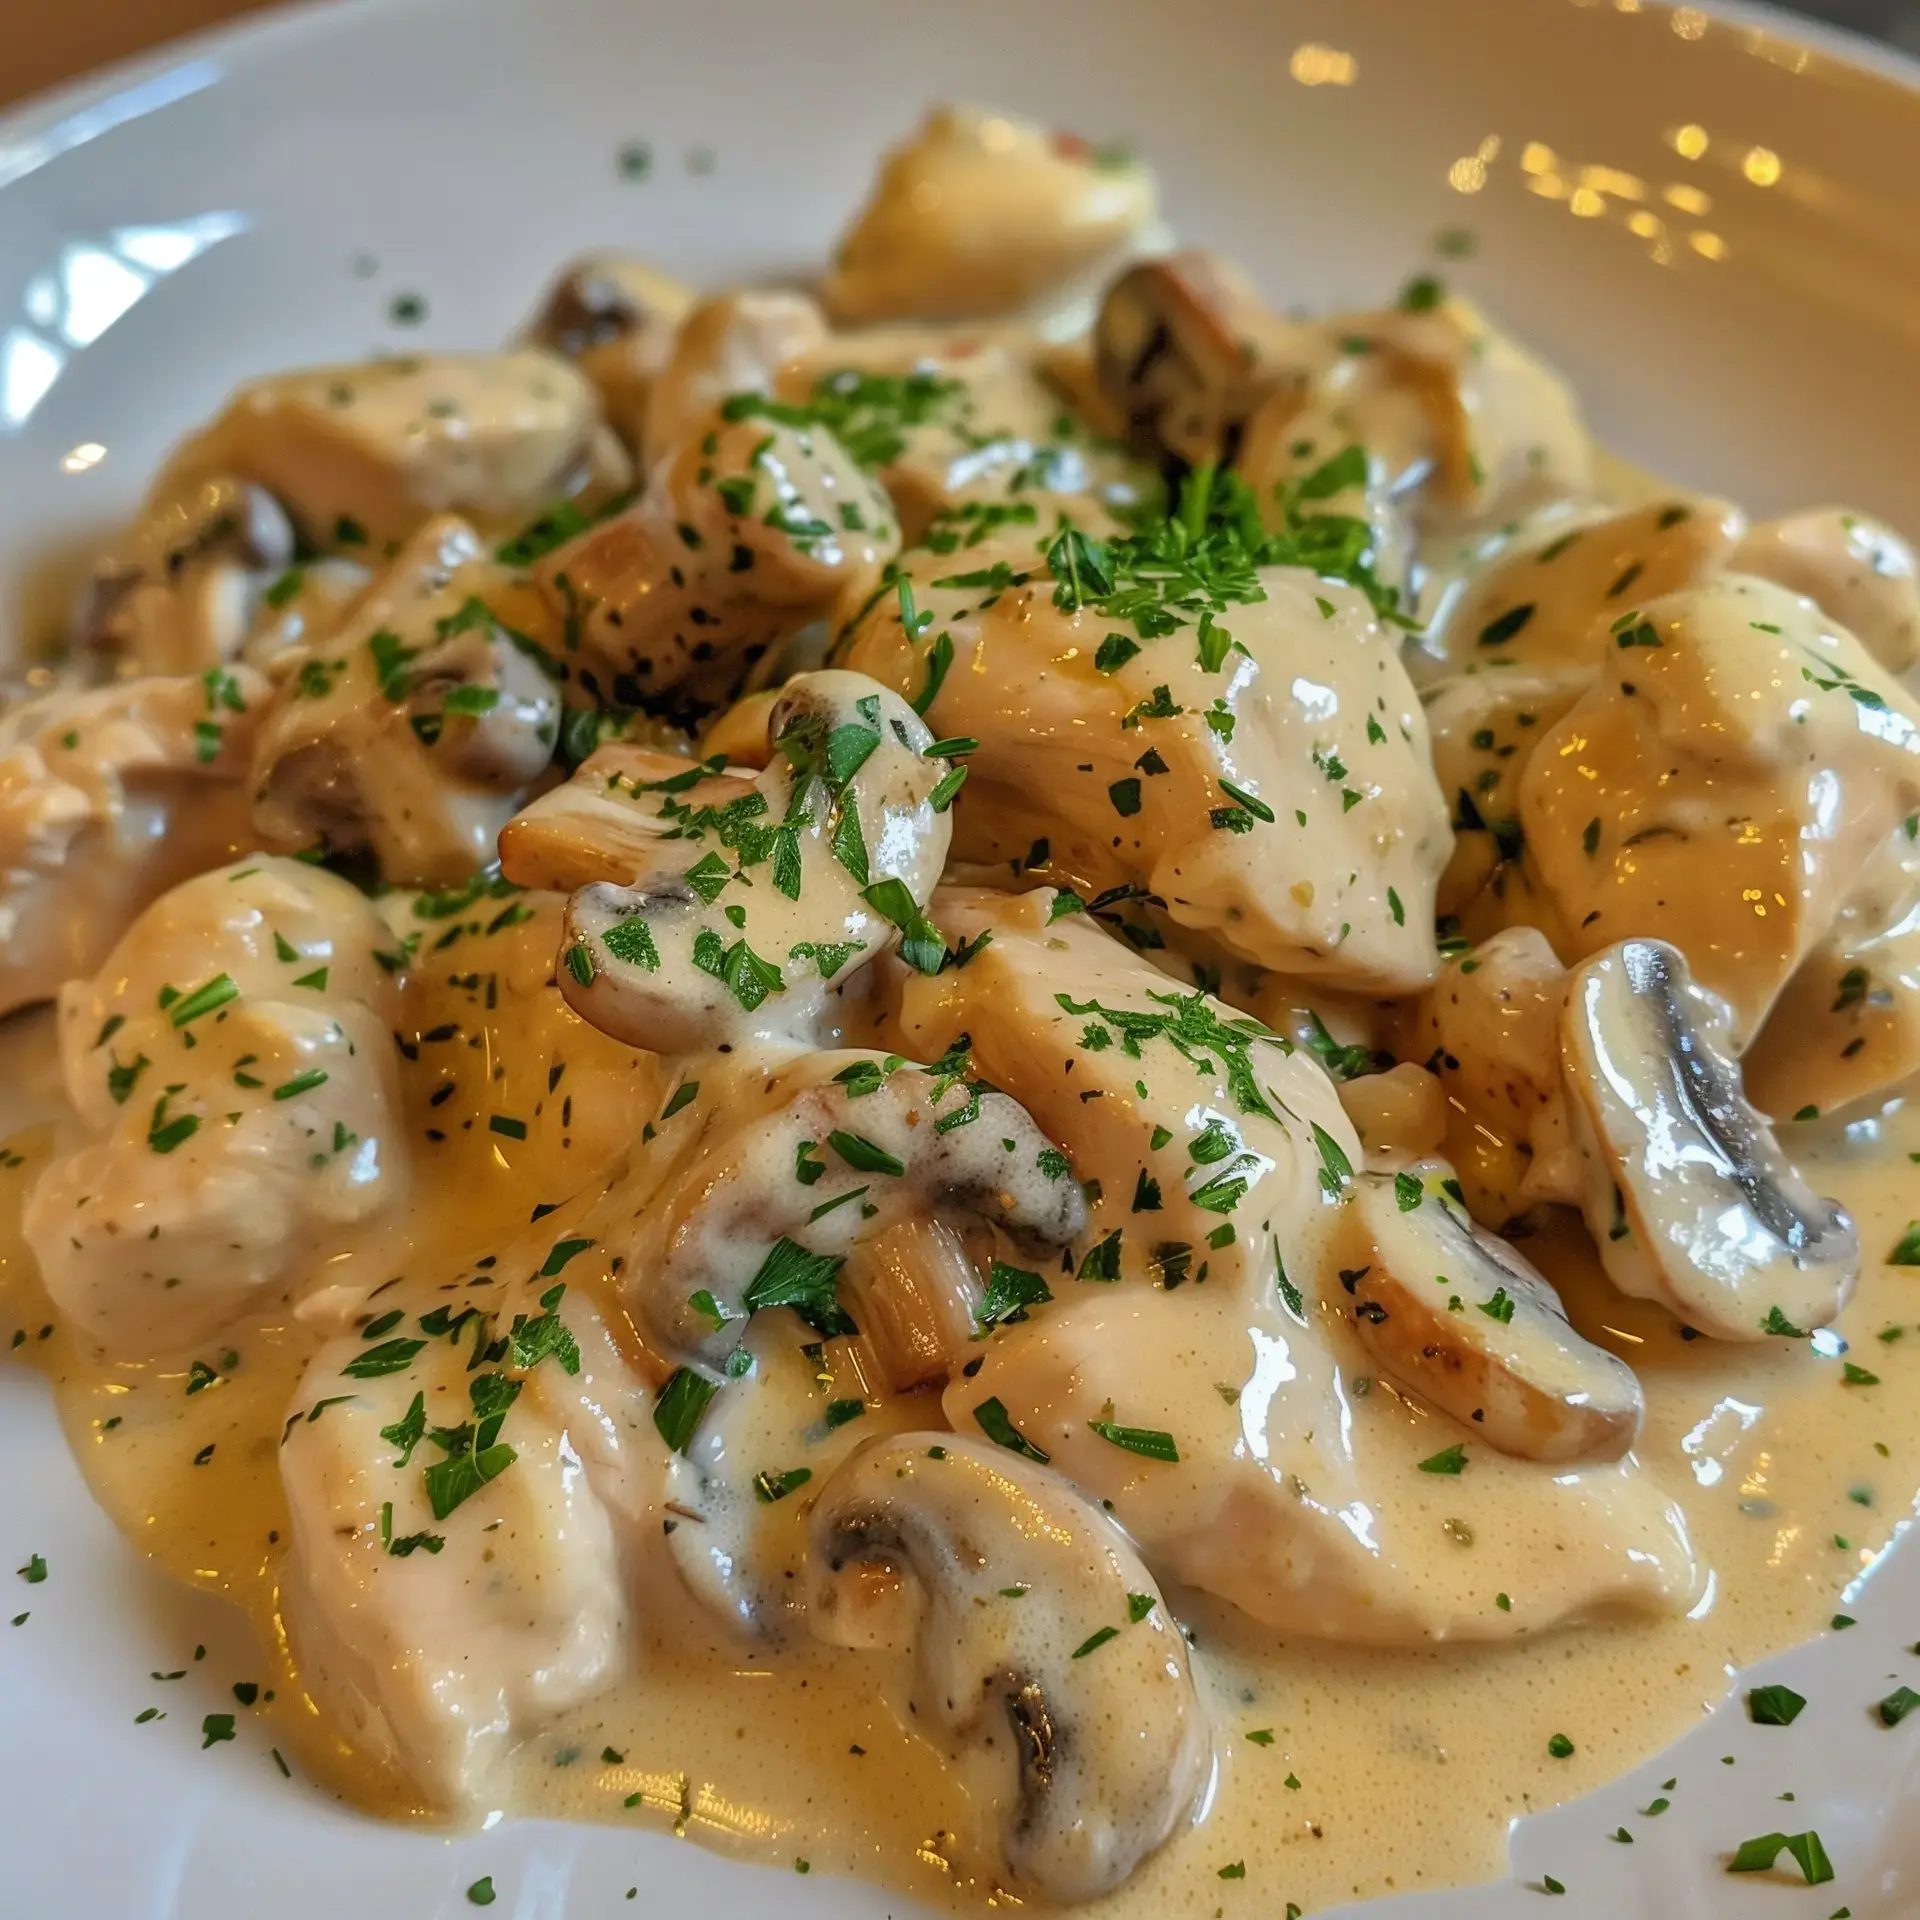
top-left (1, 997), bottom-right (1915, 1919)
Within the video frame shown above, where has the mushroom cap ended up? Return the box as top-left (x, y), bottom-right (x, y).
top-left (636, 1046), bottom-right (1086, 1371)
top-left (807, 1430), bottom-right (1209, 1903)
top-left (1342, 1167), bottom-right (1645, 1463)
top-left (250, 515), bottom-right (563, 888)
top-left (1561, 938), bottom-right (1859, 1340)
top-left (556, 669), bottom-right (951, 1052)
top-left (1093, 250), bottom-right (1293, 467)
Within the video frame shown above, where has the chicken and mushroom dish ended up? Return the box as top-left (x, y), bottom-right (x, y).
top-left (5, 105), bottom-right (1920, 1915)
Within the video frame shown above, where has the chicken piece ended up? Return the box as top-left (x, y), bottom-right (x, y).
top-left (523, 254), bottom-right (697, 453)
top-left (1520, 573), bottom-right (1920, 1042)
top-left (156, 349), bottom-right (631, 552)
top-left (808, 1433), bottom-right (1210, 1903)
top-left (888, 889), bottom-right (1692, 1640)
top-left (1233, 296), bottom-right (1593, 610)
top-left (642, 290), bottom-right (833, 470)
top-left (1744, 820), bottom-right (1920, 1119)
top-left (280, 1279), bottom-right (642, 1809)
top-left (1417, 499), bottom-right (1743, 918)
top-left (838, 538), bottom-right (1451, 993)
top-left (1736, 507), bottom-right (1920, 673)
top-left (79, 474), bottom-right (294, 675)
top-left (0, 667), bottom-right (267, 1017)
top-left (532, 411), bottom-right (897, 725)
top-left (250, 516), bottom-right (562, 887)
top-left (530, 672), bottom-right (953, 1052)
top-left (786, 332), bottom-right (1149, 546)
top-left (823, 105), bottom-right (1158, 327)
top-left (23, 858), bottom-right (408, 1354)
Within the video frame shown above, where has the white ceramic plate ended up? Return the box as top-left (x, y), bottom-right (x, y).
top-left (6, 1), bottom-right (1920, 1914)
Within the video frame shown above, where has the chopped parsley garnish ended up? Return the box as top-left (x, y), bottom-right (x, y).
top-left (1418, 1443), bottom-right (1468, 1475)
top-left (653, 1368), bottom-right (718, 1454)
top-left (1747, 1685), bottom-right (1806, 1726)
top-left (977, 1261), bottom-right (1053, 1328)
top-left (974, 1396), bottom-right (1049, 1463)
top-left (1726, 1830), bottom-right (1833, 1884)
top-left (1087, 1419), bottom-right (1179, 1463)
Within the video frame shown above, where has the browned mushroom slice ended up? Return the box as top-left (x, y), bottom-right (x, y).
top-left (523, 254), bottom-right (696, 452)
top-left (557, 670), bottom-right (950, 1052)
top-left (249, 516), bottom-right (563, 887)
top-left (1561, 939), bottom-right (1859, 1340)
top-left (807, 1432), bottom-right (1208, 1903)
top-left (498, 743), bottom-right (755, 894)
top-left (1093, 251), bottom-right (1291, 466)
top-left (636, 1052), bottom-right (1085, 1371)
top-left (1343, 1168), bottom-right (1643, 1463)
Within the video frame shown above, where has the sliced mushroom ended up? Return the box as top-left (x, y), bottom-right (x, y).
top-left (499, 743), bottom-right (755, 893)
top-left (155, 349), bottom-right (631, 551)
top-left (557, 670), bottom-right (951, 1051)
top-left (1341, 1167), bottom-right (1643, 1462)
top-left (1736, 507), bottom-right (1920, 673)
top-left (250, 516), bottom-right (563, 887)
top-left (0, 667), bottom-right (268, 1017)
top-left (821, 106), bottom-right (1159, 328)
top-left (534, 410), bottom-right (897, 724)
top-left (1093, 250), bottom-right (1298, 467)
top-left (80, 474), bottom-right (295, 674)
top-left (643, 290), bottom-right (831, 469)
top-left (1559, 939), bottom-right (1859, 1340)
top-left (23, 857), bottom-right (408, 1354)
top-left (807, 1432), bottom-right (1209, 1903)
top-left (523, 254), bottom-right (697, 452)
top-left (632, 1048), bottom-right (1085, 1371)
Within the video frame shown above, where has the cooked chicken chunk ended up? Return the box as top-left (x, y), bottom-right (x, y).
top-left (23, 858), bottom-right (408, 1353)
top-left (1520, 573), bottom-right (1920, 1042)
top-left (1736, 506), bottom-right (1920, 673)
top-left (839, 531), bottom-right (1451, 992)
top-left (0, 668), bottom-right (267, 1017)
top-left (532, 412), bottom-right (896, 724)
top-left (823, 106), bottom-right (1158, 326)
top-left (281, 1281), bottom-right (642, 1809)
top-left (157, 349), bottom-right (630, 551)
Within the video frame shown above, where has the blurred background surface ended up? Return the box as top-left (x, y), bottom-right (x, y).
top-left (0, 0), bottom-right (1915, 110)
